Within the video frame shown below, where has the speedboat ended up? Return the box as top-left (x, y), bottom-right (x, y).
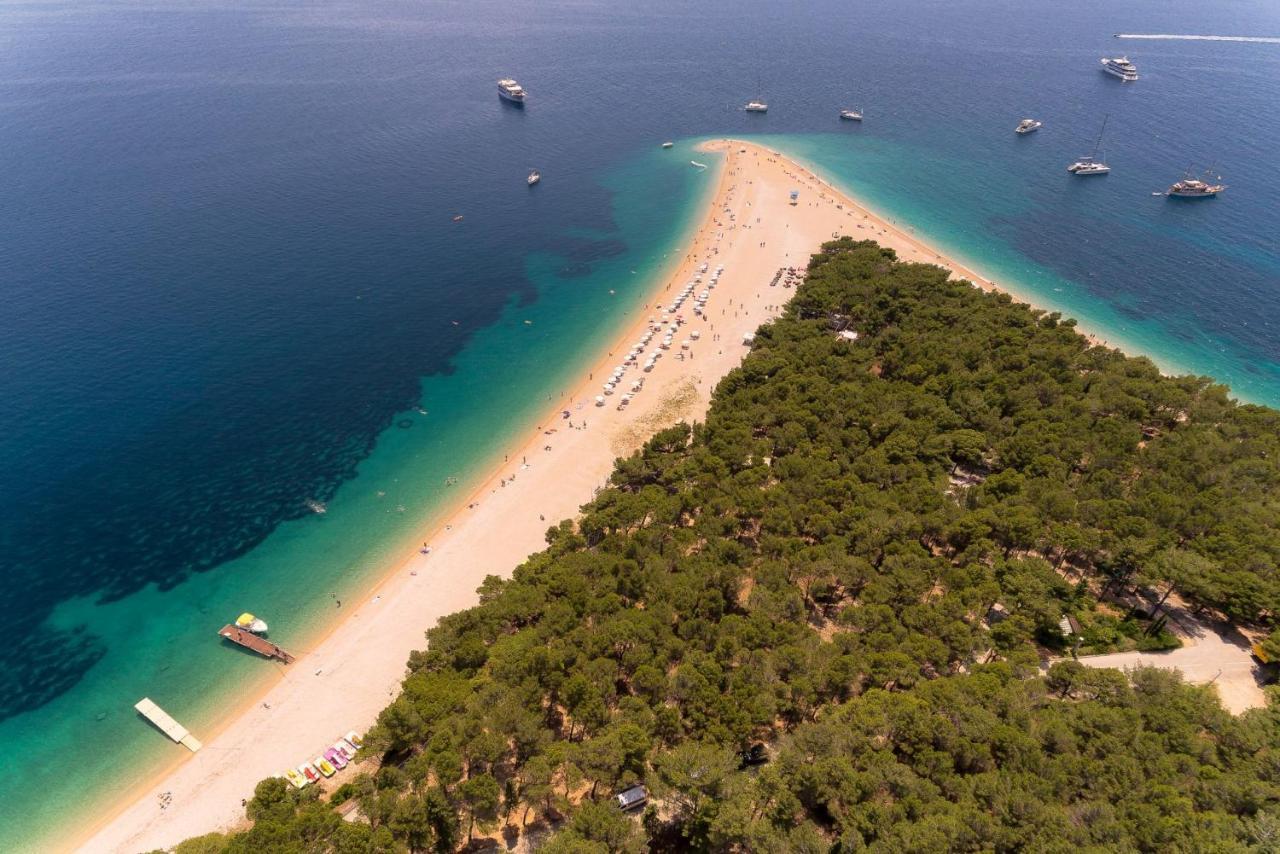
top-left (1015, 118), bottom-right (1042, 134)
top-left (315, 756), bottom-right (337, 777)
top-left (690, 160), bottom-right (707, 169)
top-left (527, 170), bottom-right (540, 186)
top-left (1167, 174), bottom-right (1225, 198)
top-left (840, 109), bottom-right (863, 121)
top-left (661, 141), bottom-right (674, 149)
top-left (284, 768), bottom-right (308, 788)
top-left (1100, 56), bottom-right (1139, 81)
top-left (745, 100), bottom-right (768, 112)
top-left (498, 78), bottom-right (526, 103)
top-left (234, 613), bottom-right (268, 635)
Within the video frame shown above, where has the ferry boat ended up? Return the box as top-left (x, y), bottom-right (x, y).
top-left (497, 78), bottom-right (526, 104)
top-left (527, 170), bottom-right (540, 186)
top-left (1167, 173), bottom-right (1225, 198)
top-left (840, 109), bottom-right (863, 121)
top-left (745, 100), bottom-right (768, 113)
top-left (1015, 118), bottom-right (1042, 134)
top-left (1100, 56), bottom-right (1139, 81)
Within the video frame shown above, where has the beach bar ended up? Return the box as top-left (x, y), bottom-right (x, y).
top-left (134, 697), bottom-right (203, 752)
top-left (218, 624), bottom-right (296, 663)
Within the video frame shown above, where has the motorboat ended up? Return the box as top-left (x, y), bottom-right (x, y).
top-left (840, 109), bottom-right (863, 121)
top-left (661, 142), bottom-right (674, 149)
top-left (527, 170), bottom-right (540, 186)
top-left (745, 100), bottom-right (768, 112)
top-left (1100, 56), bottom-right (1139, 81)
top-left (1015, 118), bottom-right (1042, 134)
top-left (498, 78), bottom-right (527, 103)
top-left (235, 613), bottom-right (268, 635)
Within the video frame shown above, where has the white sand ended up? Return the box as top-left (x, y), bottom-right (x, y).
top-left (76, 139), bottom-right (1056, 852)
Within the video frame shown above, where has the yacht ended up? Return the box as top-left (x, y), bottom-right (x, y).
top-left (527, 170), bottom-right (541, 186)
top-left (745, 100), bottom-right (768, 113)
top-left (497, 78), bottom-right (527, 104)
top-left (1167, 173), bottom-right (1225, 198)
top-left (840, 109), bottom-right (863, 121)
top-left (1015, 118), bottom-right (1042, 134)
top-left (1068, 115), bottom-right (1111, 175)
top-left (1100, 56), bottom-right (1139, 81)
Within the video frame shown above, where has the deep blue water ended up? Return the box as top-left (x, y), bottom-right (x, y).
top-left (2, 0), bottom-right (1278, 847)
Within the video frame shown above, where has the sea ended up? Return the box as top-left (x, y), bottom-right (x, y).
top-left (1, 0), bottom-right (1278, 848)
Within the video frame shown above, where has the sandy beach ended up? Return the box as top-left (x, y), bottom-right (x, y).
top-left (76, 138), bottom-right (1089, 853)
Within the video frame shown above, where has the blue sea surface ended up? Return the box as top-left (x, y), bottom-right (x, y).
top-left (1, 0), bottom-right (1277, 848)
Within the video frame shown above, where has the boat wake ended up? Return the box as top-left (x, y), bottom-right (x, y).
top-left (1115, 33), bottom-right (1280, 44)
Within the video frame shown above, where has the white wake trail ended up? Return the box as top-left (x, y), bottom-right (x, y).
top-left (1114, 33), bottom-right (1280, 44)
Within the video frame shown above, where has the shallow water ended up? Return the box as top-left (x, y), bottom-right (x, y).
top-left (1, 0), bottom-right (1277, 847)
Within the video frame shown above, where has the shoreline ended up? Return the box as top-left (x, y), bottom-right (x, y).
top-left (75, 138), bottom-right (1182, 852)
top-left (71, 145), bottom-right (734, 854)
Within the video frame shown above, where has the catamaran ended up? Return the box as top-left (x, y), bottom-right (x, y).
top-left (1068, 115), bottom-right (1111, 176)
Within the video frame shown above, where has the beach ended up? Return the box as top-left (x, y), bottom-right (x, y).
top-left (77, 138), bottom-right (1107, 852)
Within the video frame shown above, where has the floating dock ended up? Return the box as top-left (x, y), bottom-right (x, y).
top-left (135, 697), bottom-right (202, 752)
top-left (218, 624), bottom-right (296, 663)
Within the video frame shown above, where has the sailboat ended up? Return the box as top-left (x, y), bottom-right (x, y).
top-left (1067, 115), bottom-right (1111, 175)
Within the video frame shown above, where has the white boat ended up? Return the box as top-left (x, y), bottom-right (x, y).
top-left (840, 109), bottom-right (863, 121)
top-left (1068, 159), bottom-right (1111, 175)
top-left (745, 100), bottom-right (768, 113)
top-left (1068, 115), bottom-right (1111, 176)
top-left (661, 142), bottom-right (674, 149)
top-left (235, 612), bottom-right (269, 635)
top-left (527, 170), bottom-right (540, 186)
top-left (1015, 118), bottom-right (1042, 134)
top-left (497, 78), bottom-right (526, 103)
top-left (690, 160), bottom-right (707, 169)
top-left (1167, 172), bottom-right (1225, 198)
top-left (1100, 56), bottom-right (1139, 81)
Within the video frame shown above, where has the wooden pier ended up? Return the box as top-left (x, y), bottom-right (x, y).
top-left (218, 624), bottom-right (296, 663)
top-left (135, 697), bottom-right (202, 752)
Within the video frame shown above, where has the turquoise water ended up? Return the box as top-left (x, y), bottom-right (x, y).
top-left (0, 142), bottom-right (721, 851)
top-left (4, 0), bottom-right (1279, 848)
